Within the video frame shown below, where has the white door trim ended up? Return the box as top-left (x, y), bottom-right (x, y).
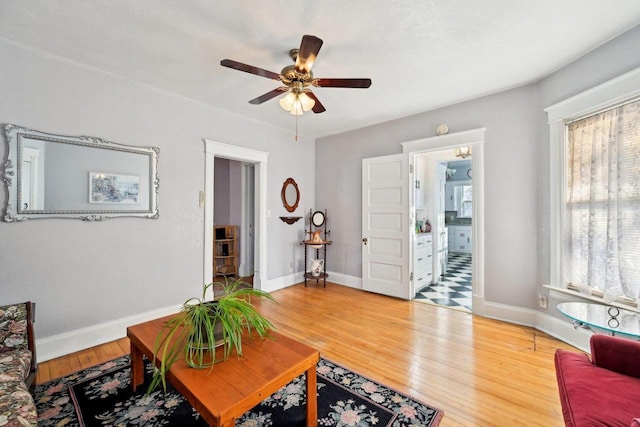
top-left (204, 140), bottom-right (269, 289)
top-left (401, 128), bottom-right (485, 314)
top-left (239, 163), bottom-right (255, 277)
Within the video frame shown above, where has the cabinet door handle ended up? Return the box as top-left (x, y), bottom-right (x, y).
top-left (418, 258), bottom-right (423, 261)
top-left (467, 237), bottom-right (470, 243)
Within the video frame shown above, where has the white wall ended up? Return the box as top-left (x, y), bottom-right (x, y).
top-left (316, 25), bottom-right (640, 312)
top-left (213, 157), bottom-right (231, 225)
top-left (536, 25), bottom-right (640, 316)
top-left (214, 157), bottom-right (244, 228)
top-left (0, 38), bottom-right (315, 351)
top-left (3, 25), bottom-right (639, 358)
top-left (317, 84), bottom-right (539, 308)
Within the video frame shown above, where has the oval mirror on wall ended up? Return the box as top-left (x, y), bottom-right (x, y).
top-left (281, 177), bottom-right (300, 213)
top-left (311, 210), bottom-right (325, 227)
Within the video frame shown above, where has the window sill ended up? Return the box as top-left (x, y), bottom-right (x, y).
top-left (543, 285), bottom-right (640, 313)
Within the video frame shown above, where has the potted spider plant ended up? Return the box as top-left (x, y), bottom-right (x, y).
top-left (148, 277), bottom-right (275, 394)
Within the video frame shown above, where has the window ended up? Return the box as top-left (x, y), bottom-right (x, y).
top-left (546, 68), bottom-right (640, 308)
top-left (455, 185), bottom-right (472, 218)
top-left (564, 100), bottom-right (640, 302)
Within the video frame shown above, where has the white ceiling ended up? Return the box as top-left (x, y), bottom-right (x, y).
top-left (1, 1), bottom-right (639, 139)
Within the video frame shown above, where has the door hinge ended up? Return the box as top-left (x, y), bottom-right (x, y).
top-left (410, 272), bottom-right (414, 282)
top-left (410, 164), bottom-right (413, 173)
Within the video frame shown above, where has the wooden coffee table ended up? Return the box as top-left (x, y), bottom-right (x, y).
top-left (127, 315), bottom-right (320, 426)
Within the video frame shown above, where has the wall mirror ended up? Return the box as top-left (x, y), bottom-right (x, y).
top-left (311, 210), bottom-right (325, 227)
top-left (2, 124), bottom-right (159, 221)
top-left (280, 177), bottom-right (300, 213)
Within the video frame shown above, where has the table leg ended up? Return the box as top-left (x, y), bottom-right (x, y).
top-left (130, 343), bottom-right (144, 392)
top-left (306, 365), bottom-right (317, 427)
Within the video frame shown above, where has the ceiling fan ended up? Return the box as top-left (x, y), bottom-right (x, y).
top-left (220, 35), bottom-right (372, 115)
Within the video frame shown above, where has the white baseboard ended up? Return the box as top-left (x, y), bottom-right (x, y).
top-left (535, 311), bottom-right (591, 353)
top-left (36, 304), bottom-right (182, 362)
top-left (36, 273), bottom-right (592, 362)
top-left (325, 270), bottom-right (362, 289)
top-left (262, 272), bottom-right (304, 293)
top-left (483, 301), bottom-right (538, 326)
top-left (263, 270), bottom-right (361, 292)
top-left (482, 301), bottom-right (591, 353)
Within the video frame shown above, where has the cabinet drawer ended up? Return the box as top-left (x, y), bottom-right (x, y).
top-left (452, 226), bottom-right (472, 253)
top-left (455, 243), bottom-right (471, 253)
top-left (415, 234), bottom-right (433, 245)
top-left (415, 237), bottom-right (433, 256)
top-left (414, 250), bottom-right (432, 266)
top-left (414, 269), bottom-right (433, 286)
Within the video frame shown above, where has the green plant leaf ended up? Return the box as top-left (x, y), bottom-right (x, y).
top-left (146, 277), bottom-right (275, 395)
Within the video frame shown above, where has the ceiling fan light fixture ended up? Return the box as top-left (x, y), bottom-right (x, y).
top-left (278, 92), bottom-right (297, 111)
top-left (289, 101), bottom-right (303, 115)
top-left (298, 92), bottom-right (315, 111)
top-left (279, 91), bottom-right (315, 115)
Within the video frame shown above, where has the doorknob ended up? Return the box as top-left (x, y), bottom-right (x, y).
top-left (362, 237), bottom-right (368, 245)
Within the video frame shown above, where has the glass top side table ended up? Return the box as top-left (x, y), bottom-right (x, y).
top-left (557, 302), bottom-right (640, 338)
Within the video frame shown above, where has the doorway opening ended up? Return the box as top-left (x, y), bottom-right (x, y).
top-left (414, 157), bottom-right (473, 313)
top-left (204, 140), bottom-right (269, 290)
top-left (212, 158), bottom-right (255, 285)
top-left (401, 128), bottom-right (484, 316)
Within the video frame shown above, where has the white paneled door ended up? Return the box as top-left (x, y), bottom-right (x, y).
top-left (361, 154), bottom-right (410, 299)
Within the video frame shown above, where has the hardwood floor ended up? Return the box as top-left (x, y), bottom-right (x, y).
top-left (37, 282), bottom-right (577, 426)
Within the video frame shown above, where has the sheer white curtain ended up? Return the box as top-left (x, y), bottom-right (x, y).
top-left (564, 100), bottom-right (640, 302)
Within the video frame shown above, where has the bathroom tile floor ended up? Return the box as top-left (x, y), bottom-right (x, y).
top-left (414, 252), bottom-right (472, 313)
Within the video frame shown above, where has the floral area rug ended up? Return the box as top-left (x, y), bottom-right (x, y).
top-left (35, 355), bottom-right (443, 426)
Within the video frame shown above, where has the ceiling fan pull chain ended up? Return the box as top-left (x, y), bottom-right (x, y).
top-left (295, 114), bottom-right (299, 142)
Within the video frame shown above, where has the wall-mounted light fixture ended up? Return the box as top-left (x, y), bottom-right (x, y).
top-left (455, 146), bottom-right (472, 159)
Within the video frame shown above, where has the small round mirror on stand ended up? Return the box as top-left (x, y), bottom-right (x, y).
top-left (281, 177), bottom-right (300, 213)
top-left (311, 210), bottom-right (325, 227)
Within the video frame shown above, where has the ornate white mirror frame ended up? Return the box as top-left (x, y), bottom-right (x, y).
top-left (2, 124), bottom-right (159, 221)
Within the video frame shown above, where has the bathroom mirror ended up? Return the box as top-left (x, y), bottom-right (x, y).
top-left (2, 124), bottom-right (159, 221)
top-left (281, 177), bottom-right (300, 213)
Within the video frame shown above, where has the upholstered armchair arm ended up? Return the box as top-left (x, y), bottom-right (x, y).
top-left (590, 333), bottom-right (640, 378)
top-left (0, 301), bottom-right (36, 390)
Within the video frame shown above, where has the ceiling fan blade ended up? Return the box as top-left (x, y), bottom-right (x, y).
top-left (248, 87), bottom-right (288, 105)
top-left (315, 78), bottom-right (372, 88)
top-left (220, 59), bottom-right (281, 80)
top-left (305, 91), bottom-right (326, 114)
top-left (295, 35), bottom-right (323, 74)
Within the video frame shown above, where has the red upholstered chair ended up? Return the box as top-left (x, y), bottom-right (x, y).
top-left (555, 334), bottom-right (640, 426)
